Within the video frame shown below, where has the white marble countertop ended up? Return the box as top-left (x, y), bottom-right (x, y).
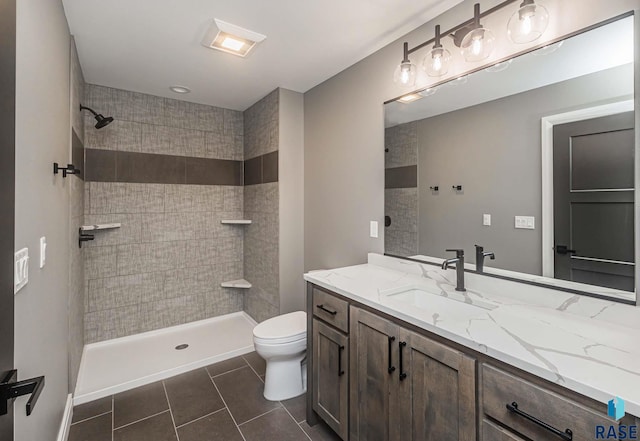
top-left (304, 253), bottom-right (640, 417)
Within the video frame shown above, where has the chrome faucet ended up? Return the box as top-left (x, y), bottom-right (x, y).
top-left (475, 245), bottom-right (495, 273)
top-left (441, 249), bottom-right (466, 292)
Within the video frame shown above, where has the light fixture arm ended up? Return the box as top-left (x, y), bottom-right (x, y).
top-left (473, 3), bottom-right (481, 28)
top-left (402, 42), bottom-right (410, 63)
top-left (403, 0), bottom-right (519, 56)
top-left (434, 25), bottom-right (442, 48)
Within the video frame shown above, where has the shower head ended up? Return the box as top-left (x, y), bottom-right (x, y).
top-left (80, 104), bottom-right (114, 129)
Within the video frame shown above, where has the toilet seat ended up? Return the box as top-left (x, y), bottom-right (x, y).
top-left (253, 311), bottom-right (306, 345)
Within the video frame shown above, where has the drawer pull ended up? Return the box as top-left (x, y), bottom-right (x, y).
top-left (399, 341), bottom-right (407, 381)
top-left (338, 345), bottom-right (345, 376)
top-left (506, 402), bottom-right (573, 441)
top-left (388, 336), bottom-right (396, 373)
top-left (316, 304), bottom-right (337, 315)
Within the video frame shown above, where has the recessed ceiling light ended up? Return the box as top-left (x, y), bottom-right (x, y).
top-left (202, 19), bottom-right (266, 58)
top-left (170, 85), bottom-right (191, 94)
top-left (398, 93), bottom-right (423, 103)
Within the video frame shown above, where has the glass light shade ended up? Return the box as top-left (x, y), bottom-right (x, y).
top-left (423, 46), bottom-right (452, 77)
top-left (393, 60), bottom-right (417, 87)
top-left (460, 27), bottom-right (495, 62)
top-left (507, 1), bottom-right (549, 44)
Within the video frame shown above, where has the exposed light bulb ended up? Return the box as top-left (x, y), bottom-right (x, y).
top-left (507, 0), bottom-right (549, 44)
top-left (461, 27), bottom-right (495, 62)
top-left (472, 37), bottom-right (483, 56)
top-left (423, 45), bottom-right (451, 77)
top-left (521, 14), bottom-right (532, 35)
top-left (393, 60), bottom-right (417, 87)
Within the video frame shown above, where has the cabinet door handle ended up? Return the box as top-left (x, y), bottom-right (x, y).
top-left (338, 345), bottom-right (345, 376)
top-left (316, 304), bottom-right (337, 315)
top-left (399, 341), bottom-right (407, 381)
top-left (388, 336), bottom-right (396, 373)
top-left (506, 402), bottom-right (573, 440)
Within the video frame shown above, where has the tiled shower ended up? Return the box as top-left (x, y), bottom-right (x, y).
top-left (64, 36), bottom-right (293, 401)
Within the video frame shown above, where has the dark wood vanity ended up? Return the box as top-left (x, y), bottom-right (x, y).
top-left (306, 283), bottom-right (639, 441)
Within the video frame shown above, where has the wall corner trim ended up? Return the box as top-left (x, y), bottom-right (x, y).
top-left (56, 394), bottom-right (73, 441)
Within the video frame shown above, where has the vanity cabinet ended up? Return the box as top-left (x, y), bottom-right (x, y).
top-left (349, 306), bottom-right (476, 441)
top-left (309, 286), bottom-right (350, 440)
top-left (480, 364), bottom-right (622, 441)
top-left (312, 319), bottom-right (349, 440)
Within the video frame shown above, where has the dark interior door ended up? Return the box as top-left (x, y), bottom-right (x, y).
top-left (0, 0), bottom-right (16, 438)
top-left (553, 112), bottom-right (635, 291)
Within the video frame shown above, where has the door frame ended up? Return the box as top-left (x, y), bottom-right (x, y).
top-left (540, 99), bottom-right (634, 279)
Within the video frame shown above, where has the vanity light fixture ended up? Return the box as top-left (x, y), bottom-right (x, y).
top-left (507, 0), bottom-right (550, 44)
top-left (392, 0), bottom-right (551, 85)
top-left (423, 25), bottom-right (451, 77)
top-left (202, 19), bottom-right (266, 58)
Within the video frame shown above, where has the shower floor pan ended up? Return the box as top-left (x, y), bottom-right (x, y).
top-left (74, 311), bottom-right (256, 405)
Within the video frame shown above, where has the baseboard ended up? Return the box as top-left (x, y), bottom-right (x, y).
top-left (56, 394), bottom-right (73, 441)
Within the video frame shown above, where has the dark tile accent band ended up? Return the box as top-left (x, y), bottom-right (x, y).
top-left (71, 129), bottom-right (85, 180)
top-left (385, 165), bottom-right (417, 189)
top-left (262, 151), bottom-right (278, 184)
top-left (244, 156), bottom-right (262, 186)
top-left (243, 151), bottom-right (278, 186)
top-left (85, 149), bottom-right (242, 186)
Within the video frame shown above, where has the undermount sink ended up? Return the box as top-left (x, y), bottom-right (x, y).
top-left (380, 284), bottom-right (497, 315)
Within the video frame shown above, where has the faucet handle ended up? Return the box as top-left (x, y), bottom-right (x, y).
top-left (445, 249), bottom-right (465, 258)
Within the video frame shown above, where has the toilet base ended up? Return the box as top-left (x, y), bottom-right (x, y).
top-left (263, 357), bottom-right (307, 401)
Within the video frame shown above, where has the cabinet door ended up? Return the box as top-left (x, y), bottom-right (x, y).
top-left (312, 319), bottom-right (349, 440)
top-left (349, 307), bottom-right (399, 441)
top-left (396, 328), bottom-right (476, 441)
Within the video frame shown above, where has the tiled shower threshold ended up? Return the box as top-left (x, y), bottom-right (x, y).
top-left (74, 312), bottom-right (257, 405)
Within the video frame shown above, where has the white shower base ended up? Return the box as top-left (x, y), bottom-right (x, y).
top-left (74, 311), bottom-right (257, 405)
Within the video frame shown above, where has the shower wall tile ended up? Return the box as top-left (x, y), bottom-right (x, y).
top-left (87, 273), bottom-right (161, 312)
top-left (85, 305), bottom-right (140, 342)
top-left (139, 124), bottom-right (173, 155)
top-left (84, 246), bottom-right (117, 279)
top-left (165, 185), bottom-right (224, 213)
top-left (116, 241), bottom-right (187, 275)
top-left (385, 121), bottom-right (417, 169)
top-left (244, 89), bottom-right (279, 160)
top-left (244, 294), bottom-right (279, 324)
top-left (223, 186), bottom-right (243, 212)
top-left (84, 118), bottom-right (141, 152)
top-left (88, 183), bottom-right (165, 214)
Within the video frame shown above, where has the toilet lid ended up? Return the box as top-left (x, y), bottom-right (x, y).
top-left (253, 311), bottom-right (307, 343)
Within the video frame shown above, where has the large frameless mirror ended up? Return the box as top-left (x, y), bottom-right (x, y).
top-left (384, 14), bottom-right (636, 303)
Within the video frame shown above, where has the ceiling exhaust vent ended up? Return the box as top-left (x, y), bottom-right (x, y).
top-left (202, 19), bottom-right (266, 58)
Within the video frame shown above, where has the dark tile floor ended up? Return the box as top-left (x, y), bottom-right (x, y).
top-left (68, 352), bottom-right (340, 441)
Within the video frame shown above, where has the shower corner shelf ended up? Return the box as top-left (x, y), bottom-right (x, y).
top-left (221, 279), bottom-right (252, 289)
top-left (220, 220), bottom-right (252, 225)
top-left (78, 223), bottom-right (121, 248)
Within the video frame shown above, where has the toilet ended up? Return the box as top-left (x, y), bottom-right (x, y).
top-left (253, 311), bottom-right (307, 401)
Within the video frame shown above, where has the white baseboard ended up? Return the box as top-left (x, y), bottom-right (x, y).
top-left (56, 394), bottom-right (73, 441)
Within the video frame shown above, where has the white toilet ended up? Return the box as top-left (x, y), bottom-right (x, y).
top-left (253, 311), bottom-right (307, 401)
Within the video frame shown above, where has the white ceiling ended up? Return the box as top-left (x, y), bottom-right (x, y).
top-left (62, 0), bottom-right (463, 111)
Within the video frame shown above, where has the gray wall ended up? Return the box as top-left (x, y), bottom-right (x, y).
top-left (83, 85), bottom-right (245, 343)
top-left (279, 89), bottom-right (305, 314)
top-left (303, 0), bottom-right (640, 272)
top-left (414, 65), bottom-right (633, 275)
top-left (14, 0), bottom-right (71, 439)
top-left (68, 37), bottom-right (85, 391)
top-left (244, 90), bottom-right (280, 322)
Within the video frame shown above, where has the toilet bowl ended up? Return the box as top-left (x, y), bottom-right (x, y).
top-left (253, 311), bottom-right (307, 401)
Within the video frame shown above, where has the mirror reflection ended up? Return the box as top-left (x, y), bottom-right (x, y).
top-left (384, 16), bottom-right (635, 302)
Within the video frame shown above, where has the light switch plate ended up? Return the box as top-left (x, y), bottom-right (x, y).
top-left (15, 248), bottom-right (29, 293)
top-left (370, 221), bottom-right (379, 238)
top-left (515, 216), bottom-right (535, 230)
top-left (39, 236), bottom-right (46, 268)
top-left (483, 214), bottom-right (491, 226)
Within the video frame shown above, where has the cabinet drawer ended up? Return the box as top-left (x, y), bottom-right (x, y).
top-left (482, 364), bottom-right (614, 441)
top-left (312, 288), bottom-right (349, 333)
top-left (482, 419), bottom-right (526, 441)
